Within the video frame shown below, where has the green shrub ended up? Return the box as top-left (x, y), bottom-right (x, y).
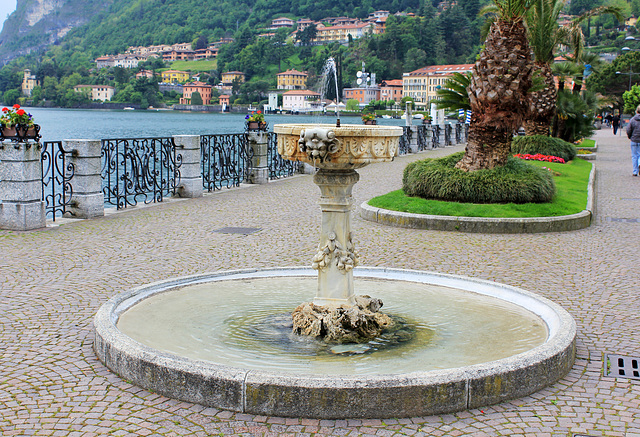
top-left (511, 135), bottom-right (577, 162)
top-left (402, 152), bottom-right (556, 204)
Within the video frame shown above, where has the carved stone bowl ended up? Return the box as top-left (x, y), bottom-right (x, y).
top-left (273, 124), bottom-right (402, 170)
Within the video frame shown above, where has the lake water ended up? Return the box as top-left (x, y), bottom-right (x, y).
top-left (25, 107), bottom-right (412, 142)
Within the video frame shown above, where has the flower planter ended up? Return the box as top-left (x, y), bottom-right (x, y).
top-left (247, 121), bottom-right (267, 131)
top-left (363, 120), bottom-right (377, 125)
top-left (1, 124), bottom-right (40, 142)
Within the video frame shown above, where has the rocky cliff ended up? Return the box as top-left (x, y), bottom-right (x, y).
top-left (0, 0), bottom-right (111, 64)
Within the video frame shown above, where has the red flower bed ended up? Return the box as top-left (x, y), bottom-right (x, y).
top-left (513, 153), bottom-right (565, 164)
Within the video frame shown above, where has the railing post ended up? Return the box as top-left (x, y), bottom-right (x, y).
top-left (173, 135), bottom-right (202, 198)
top-left (64, 140), bottom-right (104, 219)
top-left (0, 140), bottom-right (46, 230)
top-left (247, 130), bottom-right (269, 184)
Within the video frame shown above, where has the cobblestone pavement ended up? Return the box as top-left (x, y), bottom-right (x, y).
top-left (1, 128), bottom-right (639, 436)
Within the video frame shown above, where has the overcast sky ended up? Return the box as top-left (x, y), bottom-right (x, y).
top-left (0, 0), bottom-right (16, 26)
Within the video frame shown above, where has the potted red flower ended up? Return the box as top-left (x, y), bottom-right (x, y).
top-left (0, 104), bottom-right (40, 142)
top-left (361, 112), bottom-right (376, 125)
top-left (245, 111), bottom-right (267, 131)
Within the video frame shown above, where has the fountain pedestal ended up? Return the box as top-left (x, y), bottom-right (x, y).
top-left (312, 169), bottom-right (359, 307)
top-left (274, 123), bottom-right (402, 342)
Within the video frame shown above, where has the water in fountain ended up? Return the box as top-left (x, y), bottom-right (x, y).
top-left (319, 57), bottom-right (341, 126)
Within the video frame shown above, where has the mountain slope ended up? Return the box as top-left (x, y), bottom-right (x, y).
top-left (0, 0), bottom-right (113, 64)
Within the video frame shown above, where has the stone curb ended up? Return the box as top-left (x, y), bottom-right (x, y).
top-left (360, 163), bottom-right (596, 234)
top-left (94, 267), bottom-right (576, 419)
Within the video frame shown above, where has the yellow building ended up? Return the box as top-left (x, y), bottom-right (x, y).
top-left (276, 69), bottom-right (308, 90)
top-left (21, 70), bottom-right (39, 97)
top-left (161, 70), bottom-right (190, 84)
top-left (312, 22), bottom-right (376, 44)
top-left (402, 64), bottom-right (473, 108)
top-left (221, 71), bottom-right (246, 85)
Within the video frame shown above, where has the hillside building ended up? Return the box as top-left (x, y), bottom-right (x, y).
top-left (21, 70), bottom-right (39, 97)
top-left (221, 71), bottom-right (246, 85)
top-left (312, 22), bottom-right (376, 44)
top-left (282, 89), bottom-right (321, 111)
top-left (276, 69), bottom-right (308, 90)
top-left (379, 79), bottom-right (403, 102)
top-left (161, 70), bottom-right (190, 83)
top-left (343, 86), bottom-right (380, 105)
top-left (402, 63), bottom-right (473, 108)
top-left (73, 85), bottom-right (115, 102)
top-left (180, 81), bottom-right (213, 105)
top-left (271, 17), bottom-right (295, 28)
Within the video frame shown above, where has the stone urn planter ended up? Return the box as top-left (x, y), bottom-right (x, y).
top-left (363, 119), bottom-right (377, 125)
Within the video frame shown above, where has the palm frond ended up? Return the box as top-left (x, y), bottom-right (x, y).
top-left (435, 72), bottom-right (472, 112)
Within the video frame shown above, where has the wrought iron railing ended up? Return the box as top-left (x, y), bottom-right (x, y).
top-left (398, 126), bottom-right (412, 155)
top-left (267, 132), bottom-right (299, 179)
top-left (464, 124), bottom-right (469, 142)
top-left (101, 137), bottom-right (182, 209)
top-left (431, 126), bottom-right (441, 148)
top-left (200, 133), bottom-right (252, 191)
top-left (41, 141), bottom-right (74, 221)
top-left (444, 124), bottom-right (452, 146)
top-left (416, 125), bottom-right (429, 151)
top-left (455, 123), bottom-right (462, 144)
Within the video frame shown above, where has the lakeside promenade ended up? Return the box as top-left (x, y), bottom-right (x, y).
top-left (1, 128), bottom-right (639, 436)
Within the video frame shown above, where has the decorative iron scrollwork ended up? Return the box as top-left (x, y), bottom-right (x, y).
top-left (41, 141), bottom-right (74, 221)
top-left (200, 133), bottom-right (252, 192)
top-left (101, 137), bottom-right (182, 209)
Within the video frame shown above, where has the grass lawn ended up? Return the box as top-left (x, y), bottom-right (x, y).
top-left (368, 158), bottom-right (592, 218)
top-left (578, 139), bottom-right (596, 148)
top-left (170, 59), bottom-right (217, 72)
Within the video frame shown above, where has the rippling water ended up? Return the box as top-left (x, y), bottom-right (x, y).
top-left (117, 277), bottom-right (548, 375)
top-left (25, 107), bottom-right (410, 141)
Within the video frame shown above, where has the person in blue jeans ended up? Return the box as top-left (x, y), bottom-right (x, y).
top-left (626, 105), bottom-right (640, 176)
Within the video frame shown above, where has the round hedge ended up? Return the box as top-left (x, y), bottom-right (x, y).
top-left (402, 152), bottom-right (556, 204)
top-left (511, 135), bottom-right (577, 162)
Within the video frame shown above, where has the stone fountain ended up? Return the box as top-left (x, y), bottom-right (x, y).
top-left (94, 122), bottom-right (576, 419)
top-left (274, 123), bottom-right (402, 343)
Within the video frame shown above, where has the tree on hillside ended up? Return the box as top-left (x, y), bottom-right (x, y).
top-left (455, 0), bottom-right (534, 171)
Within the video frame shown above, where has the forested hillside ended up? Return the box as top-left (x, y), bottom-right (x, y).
top-left (0, 0), bottom-right (486, 107)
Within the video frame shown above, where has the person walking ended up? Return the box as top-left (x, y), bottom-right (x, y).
top-left (625, 105), bottom-right (640, 176)
top-left (613, 113), bottom-right (621, 135)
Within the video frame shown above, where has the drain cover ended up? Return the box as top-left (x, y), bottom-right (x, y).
top-left (214, 227), bottom-right (261, 235)
top-left (604, 354), bottom-right (640, 380)
top-left (606, 217), bottom-right (640, 223)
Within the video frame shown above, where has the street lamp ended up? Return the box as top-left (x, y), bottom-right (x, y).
top-left (617, 47), bottom-right (640, 90)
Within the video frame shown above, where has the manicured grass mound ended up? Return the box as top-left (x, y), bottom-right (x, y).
top-left (402, 152), bottom-right (556, 204)
top-left (511, 135), bottom-right (577, 162)
top-left (577, 139), bottom-right (596, 148)
top-left (371, 158), bottom-right (591, 218)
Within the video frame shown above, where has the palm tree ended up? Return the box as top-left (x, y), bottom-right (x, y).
top-left (435, 71), bottom-right (472, 112)
top-left (455, 0), bottom-right (534, 171)
top-left (524, 0), bottom-right (621, 135)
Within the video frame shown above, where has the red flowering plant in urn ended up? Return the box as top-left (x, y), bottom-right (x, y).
top-left (245, 110), bottom-right (267, 131)
top-left (0, 104), bottom-right (41, 142)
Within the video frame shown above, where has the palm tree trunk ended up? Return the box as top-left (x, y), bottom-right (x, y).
top-left (525, 62), bottom-right (556, 136)
top-left (456, 19), bottom-right (532, 171)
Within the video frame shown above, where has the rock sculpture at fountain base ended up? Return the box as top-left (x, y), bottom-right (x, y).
top-left (292, 295), bottom-right (394, 343)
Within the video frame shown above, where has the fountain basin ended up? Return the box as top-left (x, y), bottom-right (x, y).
top-left (94, 267), bottom-right (576, 419)
top-left (274, 124), bottom-right (402, 169)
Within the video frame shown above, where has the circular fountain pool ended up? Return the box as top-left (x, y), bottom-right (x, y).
top-left (94, 267), bottom-right (576, 418)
